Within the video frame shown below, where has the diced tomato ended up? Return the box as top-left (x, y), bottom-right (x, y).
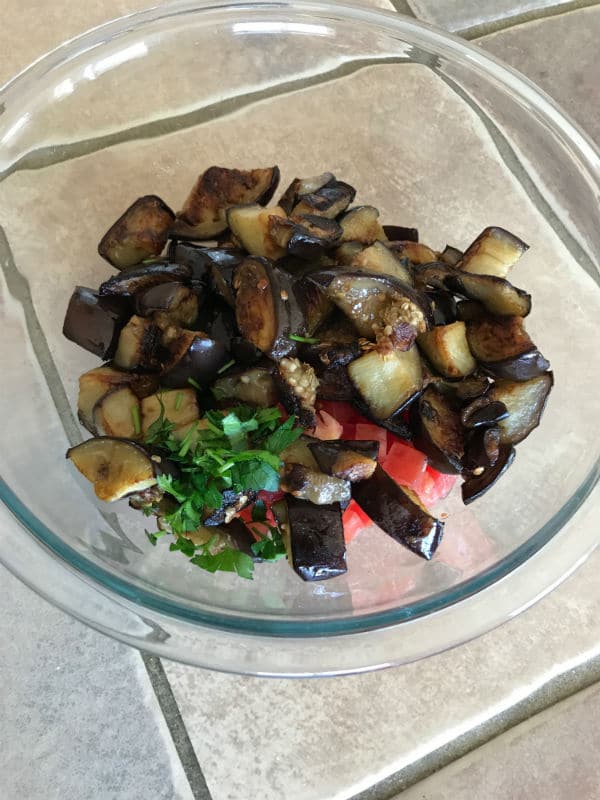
top-left (317, 401), bottom-right (357, 424)
top-left (382, 440), bottom-right (427, 490)
top-left (354, 423), bottom-right (388, 460)
top-left (257, 489), bottom-right (284, 505)
top-left (309, 409), bottom-right (343, 440)
top-left (424, 467), bottom-right (456, 504)
top-left (342, 500), bottom-right (372, 544)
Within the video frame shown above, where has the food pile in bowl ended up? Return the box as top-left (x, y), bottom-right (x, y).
top-left (62, 165), bottom-right (553, 582)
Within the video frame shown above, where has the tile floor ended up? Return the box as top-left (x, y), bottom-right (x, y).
top-left (1, 1), bottom-right (600, 799)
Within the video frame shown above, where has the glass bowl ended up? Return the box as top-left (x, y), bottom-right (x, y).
top-left (1, 0), bottom-right (599, 677)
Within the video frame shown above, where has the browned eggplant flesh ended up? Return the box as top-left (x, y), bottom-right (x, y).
top-left (63, 164), bottom-right (552, 582)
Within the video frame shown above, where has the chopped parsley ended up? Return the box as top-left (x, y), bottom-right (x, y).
top-left (288, 334), bottom-right (320, 344)
top-left (143, 404), bottom-right (302, 579)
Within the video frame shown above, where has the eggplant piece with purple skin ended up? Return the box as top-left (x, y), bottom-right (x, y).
top-left (135, 282), bottom-right (199, 328)
top-left (98, 195), bottom-right (175, 270)
top-left (439, 245), bottom-right (463, 266)
top-left (292, 277), bottom-right (334, 336)
top-left (466, 316), bottom-right (550, 381)
top-left (278, 172), bottom-right (335, 214)
top-left (308, 439), bottom-right (379, 482)
top-left (465, 426), bottom-right (501, 471)
top-left (460, 397), bottom-right (508, 429)
top-left (113, 315), bottom-right (164, 371)
top-left (173, 165), bottom-right (280, 239)
top-left (462, 444), bottom-right (515, 504)
top-left (338, 205), bottom-right (387, 244)
top-left (417, 321), bottom-right (476, 379)
top-left (415, 262), bottom-right (532, 317)
top-left (348, 241), bottom-right (414, 285)
top-left (426, 291), bottom-right (457, 326)
top-left (233, 257), bottom-right (304, 359)
top-left (292, 180), bottom-right (356, 220)
top-left (229, 337), bottom-right (263, 366)
top-left (168, 240), bottom-right (245, 288)
top-left (203, 489), bottom-right (258, 526)
top-left (66, 437), bottom-right (176, 503)
top-left (280, 463), bottom-right (351, 506)
top-left (387, 241), bottom-right (437, 265)
top-left (412, 386), bottom-right (465, 474)
top-left (382, 225), bottom-right (419, 243)
top-left (458, 226), bottom-right (528, 278)
top-left (212, 365), bottom-right (278, 407)
top-left (77, 365), bottom-right (159, 435)
top-left (99, 262), bottom-right (192, 298)
top-left (273, 497), bottom-right (347, 582)
top-left (63, 286), bottom-right (131, 359)
top-left (487, 373), bottom-right (553, 445)
top-left (268, 214), bottom-right (342, 260)
top-left (161, 329), bottom-right (229, 388)
top-left (194, 298), bottom-right (237, 344)
top-left (224, 518), bottom-right (262, 560)
top-left (348, 346), bottom-right (423, 420)
top-left (308, 269), bottom-right (432, 342)
top-left (351, 465), bottom-right (444, 560)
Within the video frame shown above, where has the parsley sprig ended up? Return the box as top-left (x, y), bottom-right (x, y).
top-left (143, 402), bottom-right (301, 579)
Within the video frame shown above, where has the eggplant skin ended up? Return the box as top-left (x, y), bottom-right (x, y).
top-left (412, 387), bottom-right (465, 474)
top-left (466, 316), bottom-right (549, 381)
top-left (382, 225), bottom-right (419, 243)
top-left (352, 465), bottom-right (444, 560)
top-left (63, 287), bottom-right (131, 359)
top-left (488, 373), bottom-right (553, 445)
top-left (462, 445), bottom-right (515, 504)
top-left (162, 331), bottom-right (228, 388)
top-left (99, 262), bottom-right (192, 298)
top-left (98, 195), bottom-right (175, 270)
top-left (284, 498), bottom-right (347, 582)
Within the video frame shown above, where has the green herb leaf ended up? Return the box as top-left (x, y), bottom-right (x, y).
top-left (288, 334), bottom-right (320, 344)
top-left (174, 391), bottom-right (183, 412)
top-left (263, 415), bottom-right (303, 454)
top-left (145, 529), bottom-right (166, 546)
top-left (217, 359), bottom-right (236, 375)
top-left (191, 548), bottom-right (254, 579)
top-left (251, 500), bottom-right (267, 522)
top-left (169, 535), bottom-right (197, 557)
top-left (131, 404), bottom-right (142, 436)
top-left (187, 377), bottom-right (202, 390)
top-left (251, 527), bottom-right (287, 561)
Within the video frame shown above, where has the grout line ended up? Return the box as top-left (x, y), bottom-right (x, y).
top-left (388, 0), bottom-right (416, 17)
top-left (142, 654), bottom-right (214, 800)
top-left (0, 55), bottom-right (407, 181)
top-left (348, 655), bottom-right (600, 799)
top-left (456, 0), bottom-right (600, 40)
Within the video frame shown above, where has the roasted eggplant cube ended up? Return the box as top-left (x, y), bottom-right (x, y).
top-left (168, 241), bottom-right (244, 285)
top-left (412, 386), bottom-right (465, 474)
top-left (426, 291), bottom-right (457, 326)
top-left (348, 346), bottom-right (422, 420)
top-left (417, 321), bottom-right (476, 379)
top-left (310, 269), bottom-right (431, 341)
top-left (280, 437), bottom-right (320, 471)
top-left (459, 226), bottom-right (529, 278)
top-left (465, 426), bottom-right (501, 471)
top-left (292, 278), bottom-right (334, 336)
top-left (135, 282), bottom-right (199, 328)
top-left (308, 440), bottom-right (379, 481)
top-left (174, 165), bottom-right (280, 239)
top-left (278, 172), bottom-right (335, 214)
top-left (233, 257), bottom-right (297, 359)
top-left (439, 245), bottom-right (463, 266)
top-left (66, 438), bottom-right (161, 502)
top-left (212, 366), bottom-right (278, 407)
top-left (487, 373), bottom-right (553, 445)
top-left (462, 444), bottom-right (516, 504)
top-left (349, 241), bottom-right (413, 285)
top-left (63, 286), bottom-right (131, 360)
top-left (162, 329), bottom-right (228, 388)
top-left (382, 225), bottom-right (419, 243)
top-left (282, 498), bottom-right (347, 582)
top-left (93, 386), bottom-right (141, 438)
top-left (203, 489), bottom-right (257, 526)
top-left (338, 206), bottom-right (386, 244)
top-left (99, 262), bottom-right (192, 297)
top-left (77, 365), bottom-right (159, 434)
top-left (460, 398), bottom-right (509, 429)
top-left (113, 315), bottom-right (163, 371)
top-left (466, 316), bottom-right (550, 381)
top-left (227, 204), bottom-right (287, 260)
top-left (141, 389), bottom-right (199, 435)
top-left (292, 179), bottom-right (356, 220)
top-left (387, 241), bottom-right (437, 265)
top-left (416, 262), bottom-right (532, 317)
top-left (280, 463), bottom-right (351, 506)
top-left (98, 195), bottom-right (175, 270)
top-left (352, 465), bottom-right (444, 560)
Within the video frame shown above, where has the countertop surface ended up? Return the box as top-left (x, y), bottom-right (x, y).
top-left (1, 2), bottom-right (600, 799)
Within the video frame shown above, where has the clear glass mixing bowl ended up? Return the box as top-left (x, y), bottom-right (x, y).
top-left (1, 0), bottom-right (599, 676)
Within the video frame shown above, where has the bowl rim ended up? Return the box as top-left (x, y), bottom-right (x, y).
top-left (1, 0), bottom-right (599, 674)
